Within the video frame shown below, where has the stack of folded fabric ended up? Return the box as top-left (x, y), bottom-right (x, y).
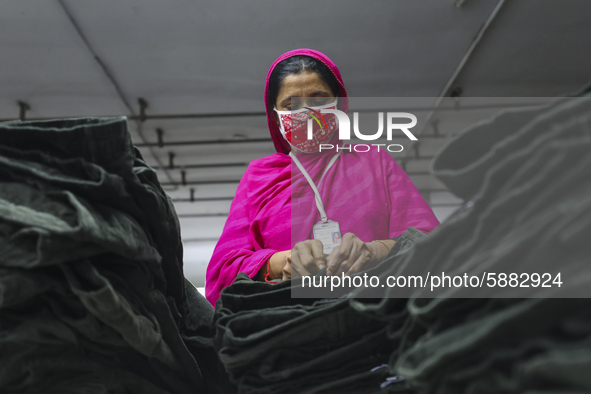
top-left (0, 118), bottom-right (233, 394)
top-left (213, 273), bottom-right (413, 394)
top-left (349, 92), bottom-right (591, 393)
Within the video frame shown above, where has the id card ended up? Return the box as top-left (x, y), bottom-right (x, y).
top-left (312, 220), bottom-right (342, 255)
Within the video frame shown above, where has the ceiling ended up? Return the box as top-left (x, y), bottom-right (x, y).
top-left (2, 0), bottom-right (590, 286)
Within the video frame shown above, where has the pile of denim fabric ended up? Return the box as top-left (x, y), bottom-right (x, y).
top-left (215, 91), bottom-right (591, 393)
top-left (0, 118), bottom-right (233, 394)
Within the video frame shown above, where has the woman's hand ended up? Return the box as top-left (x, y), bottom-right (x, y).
top-left (289, 239), bottom-right (327, 278)
top-left (326, 233), bottom-right (394, 276)
top-left (256, 250), bottom-right (291, 281)
top-left (282, 235), bottom-right (395, 279)
top-left (282, 253), bottom-right (292, 281)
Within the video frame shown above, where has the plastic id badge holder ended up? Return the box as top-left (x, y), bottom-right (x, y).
top-left (312, 219), bottom-right (341, 256)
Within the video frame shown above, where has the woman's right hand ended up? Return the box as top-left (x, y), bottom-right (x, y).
top-left (288, 239), bottom-right (327, 278)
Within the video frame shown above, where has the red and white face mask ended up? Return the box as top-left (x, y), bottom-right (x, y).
top-left (274, 98), bottom-right (338, 153)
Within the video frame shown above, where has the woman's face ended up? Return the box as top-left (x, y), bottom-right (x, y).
top-left (275, 70), bottom-right (335, 112)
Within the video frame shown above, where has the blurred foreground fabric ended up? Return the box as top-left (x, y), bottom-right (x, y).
top-left (0, 118), bottom-right (234, 394)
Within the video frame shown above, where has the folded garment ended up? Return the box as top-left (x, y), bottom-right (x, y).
top-left (213, 273), bottom-right (396, 393)
top-left (0, 117), bottom-right (182, 303)
top-left (0, 117), bottom-right (234, 394)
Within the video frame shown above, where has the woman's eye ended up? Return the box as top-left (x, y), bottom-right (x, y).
top-left (313, 98), bottom-right (329, 106)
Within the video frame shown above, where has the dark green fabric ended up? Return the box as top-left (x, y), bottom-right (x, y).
top-left (0, 117), bottom-right (182, 303)
top-left (213, 268), bottom-right (419, 393)
top-left (348, 93), bottom-right (591, 393)
top-left (351, 96), bottom-right (591, 301)
top-left (0, 117), bottom-right (233, 393)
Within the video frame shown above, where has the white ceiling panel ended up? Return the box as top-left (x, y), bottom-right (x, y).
top-left (0, 1), bottom-right (128, 118)
top-left (452, 0), bottom-right (591, 96)
top-left (48, 0), bottom-right (498, 116)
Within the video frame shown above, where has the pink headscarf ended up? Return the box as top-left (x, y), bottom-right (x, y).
top-left (264, 48), bottom-right (349, 154)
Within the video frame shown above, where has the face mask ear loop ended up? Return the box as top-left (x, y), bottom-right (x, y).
top-left (273, 107), bottom-right (287, 138)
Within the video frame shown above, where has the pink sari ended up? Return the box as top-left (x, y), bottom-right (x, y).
top-left (205, 49), bottom-right (439, 305)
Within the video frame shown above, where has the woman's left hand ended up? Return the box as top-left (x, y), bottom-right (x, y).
top-left (325, 233), bottom-right (391, 276)
top-left (282, 253), bottom-right (292, 281)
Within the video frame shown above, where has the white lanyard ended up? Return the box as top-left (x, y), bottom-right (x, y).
top-left (289, 150), bottom-right (341, 223)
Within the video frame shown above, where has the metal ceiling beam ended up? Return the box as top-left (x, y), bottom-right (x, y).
top-left (135, 138), bottom-right (272, 148)
top-left (129, 111), bottom-right (267, 120)
top-left (124, 102), bottom-right (540, 120)
top-left (181, 237), bottom-right (224, 243)
top-left (157, 166), bottom-right (433, 176)
top-left (162, 180), bottom-right (240, 186)
top-left (134, 134), bottom-right (454, 149)
top-left (171, 188), bottom-right (453, 203)
top-left (178, 213), bottom-right (231, 218)
top-left (172, 196), bottom-right (235, 203)
top-left (177, 201), bottom-right (462, 219)
top-left (159, 168), bottom-right (435, 187)
top-left (150, 162), bottom-right (248, 170)
top-left (0, 102), bottom-right (544, 124)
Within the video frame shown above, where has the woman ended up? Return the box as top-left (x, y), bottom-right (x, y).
top-left (205, 49), bottom-right (439, 305)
